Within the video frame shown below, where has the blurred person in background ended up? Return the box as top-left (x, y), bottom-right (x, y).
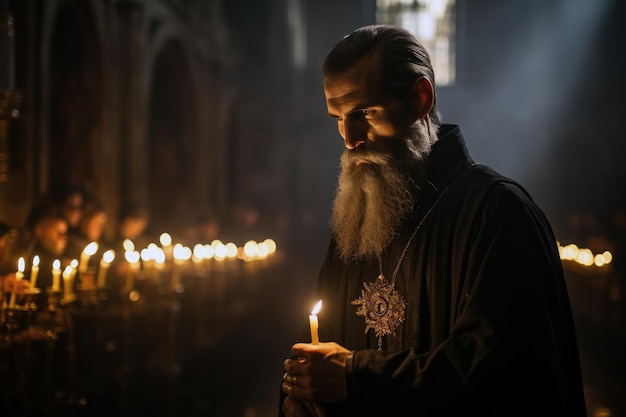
top-left (115, 201), bottom-right (150, 250)
top-left (65, 197), bottom-right (112, 289)
top-left (47, 183), bottom-right (86, 236)
top-left (0, 221), bottom-right (30, 298)
top-left (21, 201), bottom-right (71, 290)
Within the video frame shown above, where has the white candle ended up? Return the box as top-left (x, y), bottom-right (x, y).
top-left (79, 241), bottom-right (99, 274)
top-left (63, 265), bottom-right (73, 298)
top-left (8, 257), bottom-right (25, 308)
top-left (52, 259), bottom-right (61, 291)
top-left (124, 250), bottom-right (140, 292)
top-left (309, 300), bottom-right (322, 345)
top-left (69, 259), bottom-right (78, 289)
top-left (97, 249), bottom-right (115, 289)
top-left (170, 244), bottom-right (191, 290)
top-left (29, 255), bottom-right (40, 288)
top-left (153, 249), bottom-right (165, 284)
top-left (160, 233), bottom-right (173, 260)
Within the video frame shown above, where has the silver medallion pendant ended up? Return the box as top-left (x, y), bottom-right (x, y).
top-left (352, 274), bottom-right (406, 341)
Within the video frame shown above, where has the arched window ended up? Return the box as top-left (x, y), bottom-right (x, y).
top-left (376, 0), bottom-right (456, 85)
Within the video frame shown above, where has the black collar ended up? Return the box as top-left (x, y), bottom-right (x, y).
top-left (425, 124), bottom-right (475, 192)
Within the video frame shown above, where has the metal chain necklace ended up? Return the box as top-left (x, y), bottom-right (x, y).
top-left (352, 187), bottom-right (449, 350)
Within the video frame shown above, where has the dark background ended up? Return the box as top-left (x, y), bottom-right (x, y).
top-left (0, 0), bottom-right (625, 416)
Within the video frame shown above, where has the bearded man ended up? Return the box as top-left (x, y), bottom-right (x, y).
top-left (279, 25), bottom-right (587, 417)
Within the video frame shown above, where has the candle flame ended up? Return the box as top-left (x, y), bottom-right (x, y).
top-left (160, 232), bottom-right (172, 246)
top-left (63, 265), bottom-right (73, 277)
top-left (17, 257), bottom-right (25, 272)
top-left (141, 248), bottom-right (151, 261)
top-left (173, 243), bottom-right (192, 261)
top-left (125, 250), bottom-right (140, 263)
top-left (70, 259), bottom-right (78, 268)
top-left (123, 239), bottom-right (135, 252)
top-left (83, 241), bottom-right (99, 256)
top-left (256, 242), bottom-right (270, 258)
top-left (311, 300), bottom-right (322, 315)
top-left (225, 242), bottom-right (238, 258)
top-left (203, 244), bottom-right (214, 259)
top-left (214, 242), bottom-right (227, 260)
top-left (154, 250), bottom-right (165, 264)
top-left (53, 259), bottom-right (61, 270)
top-left (263, 238), bottom-right (277, 254)
top-left (144, 244), bottom-right (162, 261)
top-left (193, 243), bottom-right (205, 260)
top-left (103, 249), bottom-right (115, 263)
top-left (33, 255), bottom-right (40, 266)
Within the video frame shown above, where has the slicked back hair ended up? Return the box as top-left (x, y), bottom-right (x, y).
top-left (322, 25), bottom-right (441, 128)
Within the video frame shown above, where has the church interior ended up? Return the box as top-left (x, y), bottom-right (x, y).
top-left (1, 0), bottom-right (625, 416)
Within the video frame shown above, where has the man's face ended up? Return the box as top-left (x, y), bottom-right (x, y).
top-left (36, 218), bottom-right (68, 256)
top-left (324, 55), bottom-right (413, 154)
top-left (82, 211), bottom-right (107, 242)
top-left (324, 56), bottom-right (437, 261)
top-left (63, 193), bottom-right (83, 228)
top-left (121, 217), bottom-right (148, 240)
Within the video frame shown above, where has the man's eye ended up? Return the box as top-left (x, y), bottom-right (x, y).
top-left (359, 110), bottom-right (373, 117)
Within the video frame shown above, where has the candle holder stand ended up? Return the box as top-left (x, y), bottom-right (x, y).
top-left (60, 293), bottom-right (77, 306)
top-left (77, 289), bottom-right (99, 307)
top-left (0, 304), bottom-right (26, 347)
top-left (22, 288), bottom-right (41, 311)
top-left (45, 288), bottom-right (63, 312)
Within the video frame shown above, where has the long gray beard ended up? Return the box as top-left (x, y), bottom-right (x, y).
top-left (330, 121), bottom-right (437, 262)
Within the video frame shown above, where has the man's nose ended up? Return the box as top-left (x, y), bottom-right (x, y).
top-left (343, 120), bottom-right (366, 150)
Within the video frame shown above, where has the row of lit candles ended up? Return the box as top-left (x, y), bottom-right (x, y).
top-left (123, 235), bottom-right (277, 273)
top-left (558, 242), bottom-right (613, 268)
top-left (4, 234), bottom-right (278, 308)
top-left (6, 248), bottom-right (332, 349)
top-left (6, 256), bottom-right (87, 308)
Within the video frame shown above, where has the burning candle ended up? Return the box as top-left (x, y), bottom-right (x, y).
top-left (309, 300), bottom-right (322, 345)
top-left (52, 259), bottom-right (61, 291)
top-left (192, 243), bottom-right (205, 273)
top-left (8, 257), bottom-right (25, 308)
top-left (160, 232), bottom-right (173, 260)
top-left (62, 265), bottom-right (73, 298)
top-left (122, 239), bottom-right (135, 252)
top-left (79, 241), bottom-right (99, 274)
top-left (124, 250), bottom-right (140, 292)
top-left (153, 247), bottom-right (165, 279)
top-left (97, 249), bottom-right (115, 289)
top-left (171, 243), bottom-right (191, 290)
top-left (29, 255), bottom-right (40, 288)
top-left (69, 259), bottom-right (78, 285)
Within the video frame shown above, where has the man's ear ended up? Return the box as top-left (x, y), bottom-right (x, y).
top-left (409, 76), bottom-right (434, 122)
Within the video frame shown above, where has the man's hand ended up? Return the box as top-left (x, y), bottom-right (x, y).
top-left (281, 396), bottom-right (326, 417)
top-left (282, 341), bottom-right (352, 403)
top-left (2, 272), bottom-right (31, 295)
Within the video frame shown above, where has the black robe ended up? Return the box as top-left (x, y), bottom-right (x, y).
top-left (303, 125), bottom-right (586, 416)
